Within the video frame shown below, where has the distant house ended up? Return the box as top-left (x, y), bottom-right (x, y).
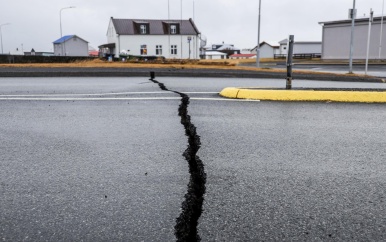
top-left (251, 41), bottom-right (280, 58)
top-left (99, 17), bottom-right (201, 59)
top-left (229, 54), bottom-right (256, 59)
top-left (24, 48), bottom-right (54, 56)
top-left (53, 35), bottom-right (89, 56)
top-left (279, 39), bottom-right (322, 55)
top-left (319, 16), bottom-right (386, 60)
top-left (203, 51), bottom-right (227, 60)
top-left (205, 43), bottom-right (240, 58)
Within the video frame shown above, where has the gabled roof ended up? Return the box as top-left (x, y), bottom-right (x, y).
top-left (111, 18), bottom-right (200, 35)
top-left (53, 35), bottom-right (88, 44)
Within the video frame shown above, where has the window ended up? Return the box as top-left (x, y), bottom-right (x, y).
top-left (156, 45), bottom-right (162, 55)
top-left (171, 45), bottom-right (177, 55)
top-left (170, 25), bottom-right (177, 34)
top-left (140, 45), bottom-right (147, 55)
top-left (140, 24), bottom-right (147, 34)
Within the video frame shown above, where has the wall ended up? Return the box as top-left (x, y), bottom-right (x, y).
top-left (322, 20), bottom-right (386, 59)
top-left (116, 34), bottom-right (200, 59)
top-left (259, 44), bottom-right (275, 58)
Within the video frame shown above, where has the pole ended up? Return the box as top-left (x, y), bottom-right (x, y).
top-left (379, 0), bottom-right (385, 60)
top-left (286, 35), bottom-right (294, 90)
top-left (181, 0), bottom-right (183, 59)
top-left (256, 0), bottom-right (262, 68)
top-left (60, 6), bottom-right (75, 56)
top-left (168, 0), bottom-right (170, 59)
top-left (349, 0), bottom-right (356, 73)
top-left (366, 9), bottom-right (374, 75)
top-left (0, 23), bottom-right (10, 54)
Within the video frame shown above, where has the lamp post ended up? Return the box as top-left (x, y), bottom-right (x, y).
top-left (256, 0), bottom-right (262, 68)
top-left (379, 0), bottom-right (385, 60)
top-left (0, 23), bottom-right (10, 54)
top-left (60, 6), bottom-right (75, 56)
top-left (349, 0), bottom-right (356, 74)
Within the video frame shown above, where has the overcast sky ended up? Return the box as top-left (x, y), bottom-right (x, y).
top-left (0, 0), bottom-right (385, 53)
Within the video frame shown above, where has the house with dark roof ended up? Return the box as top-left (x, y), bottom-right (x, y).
top-left (53, 35), bottom-right (89, 56)
top-left (99, 17), bottom-right (201, 59)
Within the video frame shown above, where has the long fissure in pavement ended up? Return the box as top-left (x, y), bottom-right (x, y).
top-left (149, 77), bottom-right (207, 241)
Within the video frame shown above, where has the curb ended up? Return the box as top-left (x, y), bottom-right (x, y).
top-left (220, 87), bottom-right (386, 103)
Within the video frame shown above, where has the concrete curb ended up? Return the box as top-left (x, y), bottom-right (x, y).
top-left (220, 87), bottom-right (386, 103)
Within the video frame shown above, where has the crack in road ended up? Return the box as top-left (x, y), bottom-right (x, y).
top-left (149, 77), bottom-right (206, 241)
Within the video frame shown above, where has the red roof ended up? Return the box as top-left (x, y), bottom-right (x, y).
top-left (230, 54), bottom-right (256, 58)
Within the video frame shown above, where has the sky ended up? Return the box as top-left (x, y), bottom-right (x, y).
top-left (0, 0), bottom-right (385, 53)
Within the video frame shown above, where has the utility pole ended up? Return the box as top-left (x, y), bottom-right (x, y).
top-left (60, 6), bottom-right (75, 56)
top-left (349, 0), bottom-right (356, 73)
top-left (365, 9), bottom-right (374, 75)
top-left (0, 23), bottom-right (10, 54)
top-left (256, 0), bottom-right (262, 68)
top-left (379, 0), bottom-right (385, 60)
top-left (286, 35), bottom-right (294, 90)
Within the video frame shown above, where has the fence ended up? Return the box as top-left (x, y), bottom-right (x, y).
top-left (274, 53), bottom-right (321, 59)
top-left (0, 55), bottom-right (97, 64)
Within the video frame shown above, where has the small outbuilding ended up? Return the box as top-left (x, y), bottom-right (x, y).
top-left (53, 35), bottom-right (89, 56)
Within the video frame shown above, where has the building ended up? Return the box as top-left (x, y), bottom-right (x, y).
top-left (53, 35), bottom-right (89, 56)
top-left (279, 39), bottom-right (322, 55)
top-left (99, 17), bottom-right (201, 59)
top-left (251, 41), bottom-right (280, 58)
top-left (203, 51), bottom-right (227, 60)
top-left (319, 16), bottom-right (386, 60)
top-left (229, 54), bottom-right (256, 59)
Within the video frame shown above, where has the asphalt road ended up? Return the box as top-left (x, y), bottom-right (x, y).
top-left (1, 77), bottom-right (386, 241)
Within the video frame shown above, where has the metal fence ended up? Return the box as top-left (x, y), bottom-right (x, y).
top-left (274, 53), bottom-right (321, 59)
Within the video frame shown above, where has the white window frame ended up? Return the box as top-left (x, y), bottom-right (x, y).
top-left (156, 45), bottom-right (163, 55)
top-left (171, 45), bottom-right (177, 55)
top-left (170, 25), bottom-right (177, 34)
top-left (141, 45), bottom-right (148, 55)
top-left (140, 25), bottom-right (147, 34)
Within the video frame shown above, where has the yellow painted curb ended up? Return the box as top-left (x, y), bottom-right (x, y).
top-left (220, 87), bottom-right (386, 103)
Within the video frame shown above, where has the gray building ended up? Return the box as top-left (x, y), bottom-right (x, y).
top-left (320, 16), bottom-right (386, 60)
top-left (53, 35), bottom-right (89, 56)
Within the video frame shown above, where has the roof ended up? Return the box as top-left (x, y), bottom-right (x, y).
top-left (279, 39), bottom-right (321, 45)
top-left (319, 16), bottom-right (385, 25)
top-left (216, 44), bottom-right (240, 51)
top-left (53, 35), bottom-right (88, 44)
top-left (230, 54), bottom-right (256, 58)
top-left (205, 51), bottom-right (227, 56)
top-left (111, 18), bottom-right (200, 35)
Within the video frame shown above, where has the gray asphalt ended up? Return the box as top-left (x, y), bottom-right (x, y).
top-left (1, 77), bottom-right (386, 241)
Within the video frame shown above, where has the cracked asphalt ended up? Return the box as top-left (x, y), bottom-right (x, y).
top-left (1, 76), bottom-right (386, 241)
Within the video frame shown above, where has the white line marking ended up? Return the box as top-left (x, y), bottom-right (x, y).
top-left (0, 91), bottom-right (219, 97)
top-left (0, 97), bottom-right (259, 102)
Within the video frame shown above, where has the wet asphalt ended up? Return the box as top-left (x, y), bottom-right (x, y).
top-left (0, 76), bottom-right (386, 241)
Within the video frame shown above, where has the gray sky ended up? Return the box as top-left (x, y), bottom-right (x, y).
top-left (0, 0), bottom-right (384, 53)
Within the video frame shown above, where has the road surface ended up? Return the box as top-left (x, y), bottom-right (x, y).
top-left (0, 77), bottom-right (385, 241)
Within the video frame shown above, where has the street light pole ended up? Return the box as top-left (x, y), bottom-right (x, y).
top-left (379, 0), bottom-right (385, 60)
top-left (349, 0), bottom-right (356, 73)
top-left (0, 23), bottom-right (10, 54)
top-left (256, 0), bottom-right (262, 68)
top-left (60, 6), bottom-right (75, 56)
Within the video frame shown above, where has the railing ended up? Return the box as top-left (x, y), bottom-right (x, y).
top-left (274, 53), bottom-right (321, 59)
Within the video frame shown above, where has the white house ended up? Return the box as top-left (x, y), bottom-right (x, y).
top-left (203, 51), bottom-right (227, 59)
top-left (279, 39), bottom-right (322, 55)
top-left (53, 35), bottom-right (89, 56)
top-left (251, 41), bottom-right (280, 58)
top-left (99, 17), bottom-right (201, 59)
top-left (319, 16), bottom-right (386, 60)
